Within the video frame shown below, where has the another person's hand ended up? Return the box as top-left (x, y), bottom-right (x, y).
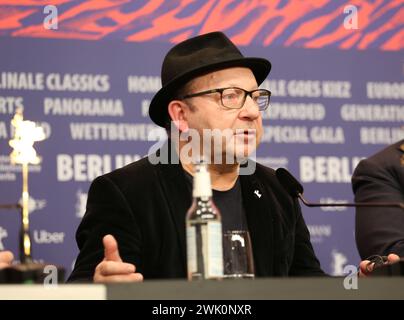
top-left (359, 253), bottom-right (400, 277)
top-left (0, 251), bottom-right (14, 269)
top-left (93, 234), bottom-right (143, 283)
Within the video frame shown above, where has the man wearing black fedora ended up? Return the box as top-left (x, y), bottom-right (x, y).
top-left (69, 31), bottom-right (399, 282)
top-left (68, 31), bottom-right (328, 283)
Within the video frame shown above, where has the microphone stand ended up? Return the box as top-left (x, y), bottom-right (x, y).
top-left (297, 193), bottom-right (404, 209)
top-left (275, 167), bottom-right (404, 210)
top-left (276, 167), bottom-right (404, 276)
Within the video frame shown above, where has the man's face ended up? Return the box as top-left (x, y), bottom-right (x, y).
top-left (180, 67), bottom-right (263, 164)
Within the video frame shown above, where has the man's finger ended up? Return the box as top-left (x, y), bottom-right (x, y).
top-left (94, 272), bottom-right (143, 283)
top-left (0, 251), bottom-right (14, 264)
top-left (97, 261), bottom-right (135, 276)
top-left (103, 234), bottom-right (122, 262)
top-left (387, 254), bottom-right (400, 263)
top-left (359, 260), bottom-right (374, 276)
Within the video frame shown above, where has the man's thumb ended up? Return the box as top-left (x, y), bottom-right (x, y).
top-left (103, 234), bottom-right (122, 262)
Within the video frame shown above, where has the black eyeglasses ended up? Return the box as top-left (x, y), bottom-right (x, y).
top-left (180, 87), bottom-right (271, 111)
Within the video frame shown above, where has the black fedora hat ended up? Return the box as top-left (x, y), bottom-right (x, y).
top-left (149, 31), bottom-right (271, 127)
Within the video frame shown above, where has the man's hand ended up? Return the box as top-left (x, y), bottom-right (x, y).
top-left (93, 234), bottom-right (143, 283)
top-left (359, 253), bottom-right (400, 277)
top-left (0, 251), bottom-right (14, 269)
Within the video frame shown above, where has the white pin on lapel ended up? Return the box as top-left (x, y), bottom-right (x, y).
top-left (254, 189), bottom-right (262, 198)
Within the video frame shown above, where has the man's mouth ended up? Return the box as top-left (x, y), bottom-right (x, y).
top-left (234, 129), bottom-right (256, 136)
top-left (233, 129), bottom-right (257, 143)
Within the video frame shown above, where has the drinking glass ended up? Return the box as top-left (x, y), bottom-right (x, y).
top-left (223, 230), bottom-right (255, 279)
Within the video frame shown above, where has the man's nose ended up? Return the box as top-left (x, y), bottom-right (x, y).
top-left (239, 95), bottom-right (260, 119)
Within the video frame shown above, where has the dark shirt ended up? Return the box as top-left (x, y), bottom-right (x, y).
top-left (184, 171), bottom-right (248, 232)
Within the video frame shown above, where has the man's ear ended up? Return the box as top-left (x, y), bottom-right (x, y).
top-left (168, 100), bottom-right (189, 132)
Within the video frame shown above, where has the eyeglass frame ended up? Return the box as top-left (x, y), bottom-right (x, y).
top-left (179, 86), bottom-right (271, 111)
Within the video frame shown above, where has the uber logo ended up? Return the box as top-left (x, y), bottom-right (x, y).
top-left (33, 230), bottom-right (65, 244)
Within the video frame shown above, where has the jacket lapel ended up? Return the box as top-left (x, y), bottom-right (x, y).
top-left (240, 172), bottom-right (275, 276)
top-left (155, 142), bottom-right (191, 271)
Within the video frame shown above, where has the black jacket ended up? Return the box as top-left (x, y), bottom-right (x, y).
top-left (352, 139), bottom-right (404, 259)
top-left (68, 149), bottom-right (324, 282)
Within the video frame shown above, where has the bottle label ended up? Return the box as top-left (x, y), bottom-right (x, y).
top-left (204, 221), bottom-right (223, 278)
top-left (186, 221), bottom-right (223, 279)
top-left (186, 225), bottom-right (197, 278)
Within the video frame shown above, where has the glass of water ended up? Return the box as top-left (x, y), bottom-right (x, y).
top-left (223, 230), bottom-right (255, 279)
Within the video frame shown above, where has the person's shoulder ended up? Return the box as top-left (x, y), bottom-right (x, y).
top-left (94, 156), bottom-right (158, 190)
top-left (254, 161), bottom-right (276, 179)
top-left (369, 139), bottom-right (403, 162)
top-left (241, 159), bottom-right (277, 182)
top-left (108, 156), bottom-right (153, 176)
top-left (352, 139), bottom-right (404, 187)
top-left (356, 139), bottom-right (403, 172)
top-left (249, 161), bottom-right (289, 196)
top-left (250, 161), bottom-right (302, 223)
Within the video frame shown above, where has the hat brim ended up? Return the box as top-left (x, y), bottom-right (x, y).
top-left (149, 57), bottom-right (271, 127)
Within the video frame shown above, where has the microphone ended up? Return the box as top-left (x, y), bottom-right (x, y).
top-left (275, 168), bottom-right (404, 209)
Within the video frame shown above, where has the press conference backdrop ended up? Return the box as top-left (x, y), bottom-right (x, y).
top-left (0, 1), bottom-right (403, 277)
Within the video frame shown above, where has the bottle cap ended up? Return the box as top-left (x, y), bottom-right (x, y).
top-left (193, 161), bottom-right (212, 198)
